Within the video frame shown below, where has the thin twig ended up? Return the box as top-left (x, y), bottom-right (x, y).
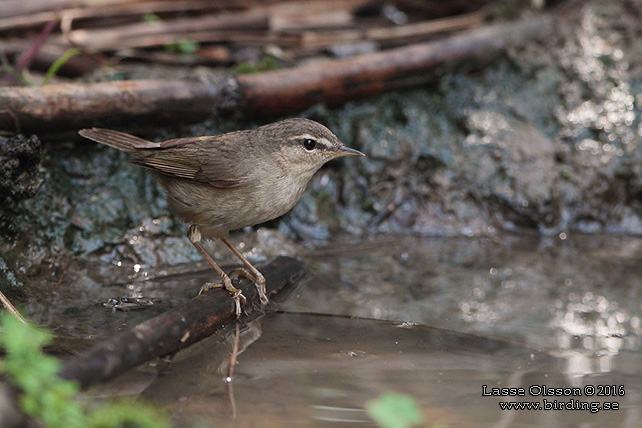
top-left (15, 19), bottom-right (58, 73)
top-left (0, 290), bottom-right (26, 324)
top-left (53, 259), bottom-right (70, 292)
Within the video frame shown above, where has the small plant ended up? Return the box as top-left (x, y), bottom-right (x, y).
top-left (142, 12), bottom-right (162, 24)
top-left (42, 49), bottom-right (80, 85)
top-left (235, 55), bottom-right (282, 74)
top-left (164, 39), bottom-right (200, 55)
top-left (0, 19), bottom-right (79, 86)
top-left (0, 313), bottom-right (170, 428)
top-left (366, 392), bottom-right (426, 428)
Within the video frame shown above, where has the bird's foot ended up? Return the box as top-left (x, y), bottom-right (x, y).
top-left (199, 280), bottom-right (247, 317)
top-left (231, 268), bottom-right (269, 305)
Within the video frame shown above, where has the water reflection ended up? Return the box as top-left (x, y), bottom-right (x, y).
top-left (281, 234), bottom-right (641, 376)
top-left (552, 289), bottom-right (634, 376)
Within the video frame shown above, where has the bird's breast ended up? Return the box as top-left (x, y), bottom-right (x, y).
top-left (158, 168), bottom-right (315, 236)
top-left (252, 173), bottom-right (310, 219)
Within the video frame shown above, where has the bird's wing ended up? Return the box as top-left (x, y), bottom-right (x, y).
top-left (131, 134), bottom-right (249, 188)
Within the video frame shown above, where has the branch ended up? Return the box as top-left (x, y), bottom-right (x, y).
top-left (57, 256), bottom-right (305, 389)
top-left (237, 15), bottom-right (552, 115)
top-left (0, 76), bottom-right (238, 132)
top-left (0, 16), bottom-right (553, 132)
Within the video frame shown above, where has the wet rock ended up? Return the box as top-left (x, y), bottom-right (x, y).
top-left (292, 0), bottom-right (641, 237)
top-left (0, 134), bottom-right (42, 207)
top-left (0, 134), bottom-right (44, 294)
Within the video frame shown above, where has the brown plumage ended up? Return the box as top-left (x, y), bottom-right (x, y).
top-left (79, 118), bottom-right (364, 315)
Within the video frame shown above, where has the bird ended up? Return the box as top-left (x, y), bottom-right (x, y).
top-left (79, 118), bottom-right (365, 316)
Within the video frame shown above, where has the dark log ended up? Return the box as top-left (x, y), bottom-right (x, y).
top-left (0, 16), bottom-right (553, 132)
top-left (57, 256), bottom-right (305, 389)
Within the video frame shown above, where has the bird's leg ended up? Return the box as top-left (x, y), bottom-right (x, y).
top-left (188, 225), bottom-right (246, 316)
top-left (221, 238), bottom-right (269, 305)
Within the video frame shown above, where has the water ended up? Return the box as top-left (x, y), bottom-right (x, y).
top-left (140, 312), bottom-right (638, 427)
top-left (26, 233), bottom-right (641, 426)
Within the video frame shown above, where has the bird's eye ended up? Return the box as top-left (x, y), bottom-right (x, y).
top-left (302, 138), bottom-right (316, 151)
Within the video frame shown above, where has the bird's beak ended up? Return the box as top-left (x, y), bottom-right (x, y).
top-left (332, 146), bottom-right (366, 157)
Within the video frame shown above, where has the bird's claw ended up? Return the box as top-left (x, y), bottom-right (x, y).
top-left (231, 268), bottom-right (269, 306)
top-left (199, 281), bottom-right (246, 317)
top-left (198, 282), bottom-right (221, 295)
top-left (230, 290), bottom-right (246, 317)
top-left (256, 285), bottom-right (269, 305)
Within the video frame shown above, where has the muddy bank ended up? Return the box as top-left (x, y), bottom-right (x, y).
top-left (298, 0), bottom-right (641, 238)
top-left (1, 0), bottom-right (640, 289)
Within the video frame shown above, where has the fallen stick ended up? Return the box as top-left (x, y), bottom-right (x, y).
top-left (237, 15), bottom-right (552, 115)
top-left (0, 77), bottom-right (232, 132)
top-left (60, 0), bottom-right (371, 51)
top-left (0, 0), bottom-right (238, 32)
top-left (0, 16), bottom-right (553, 132)
top-left (64, 8), bottom-right (270, 51)
top-left (57, 256), bottom-right (305, 389)
top-left (298, 10), bottom-right (485, 50)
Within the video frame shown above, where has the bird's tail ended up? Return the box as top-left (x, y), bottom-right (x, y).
top-left (78, 128), bottom-right (158, 154)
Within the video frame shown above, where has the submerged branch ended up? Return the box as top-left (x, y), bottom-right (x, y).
top-left (58, 256), bottom-right (305, 389)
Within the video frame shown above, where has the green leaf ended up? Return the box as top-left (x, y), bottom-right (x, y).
top-left (86, 400), bottom-right (170, 428)
top-left (0, 312), bottom-right (51, 351)
top-left (0, 313), bottom-right (170, 427)
top-left (43, 49), bottom-right (80, 85)
top-left (366, 392), bottom-right (426, 428)
top-left (164, 38), bottom-right (199, 54)
top-left (142, 12), bottom-right (161, 23)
